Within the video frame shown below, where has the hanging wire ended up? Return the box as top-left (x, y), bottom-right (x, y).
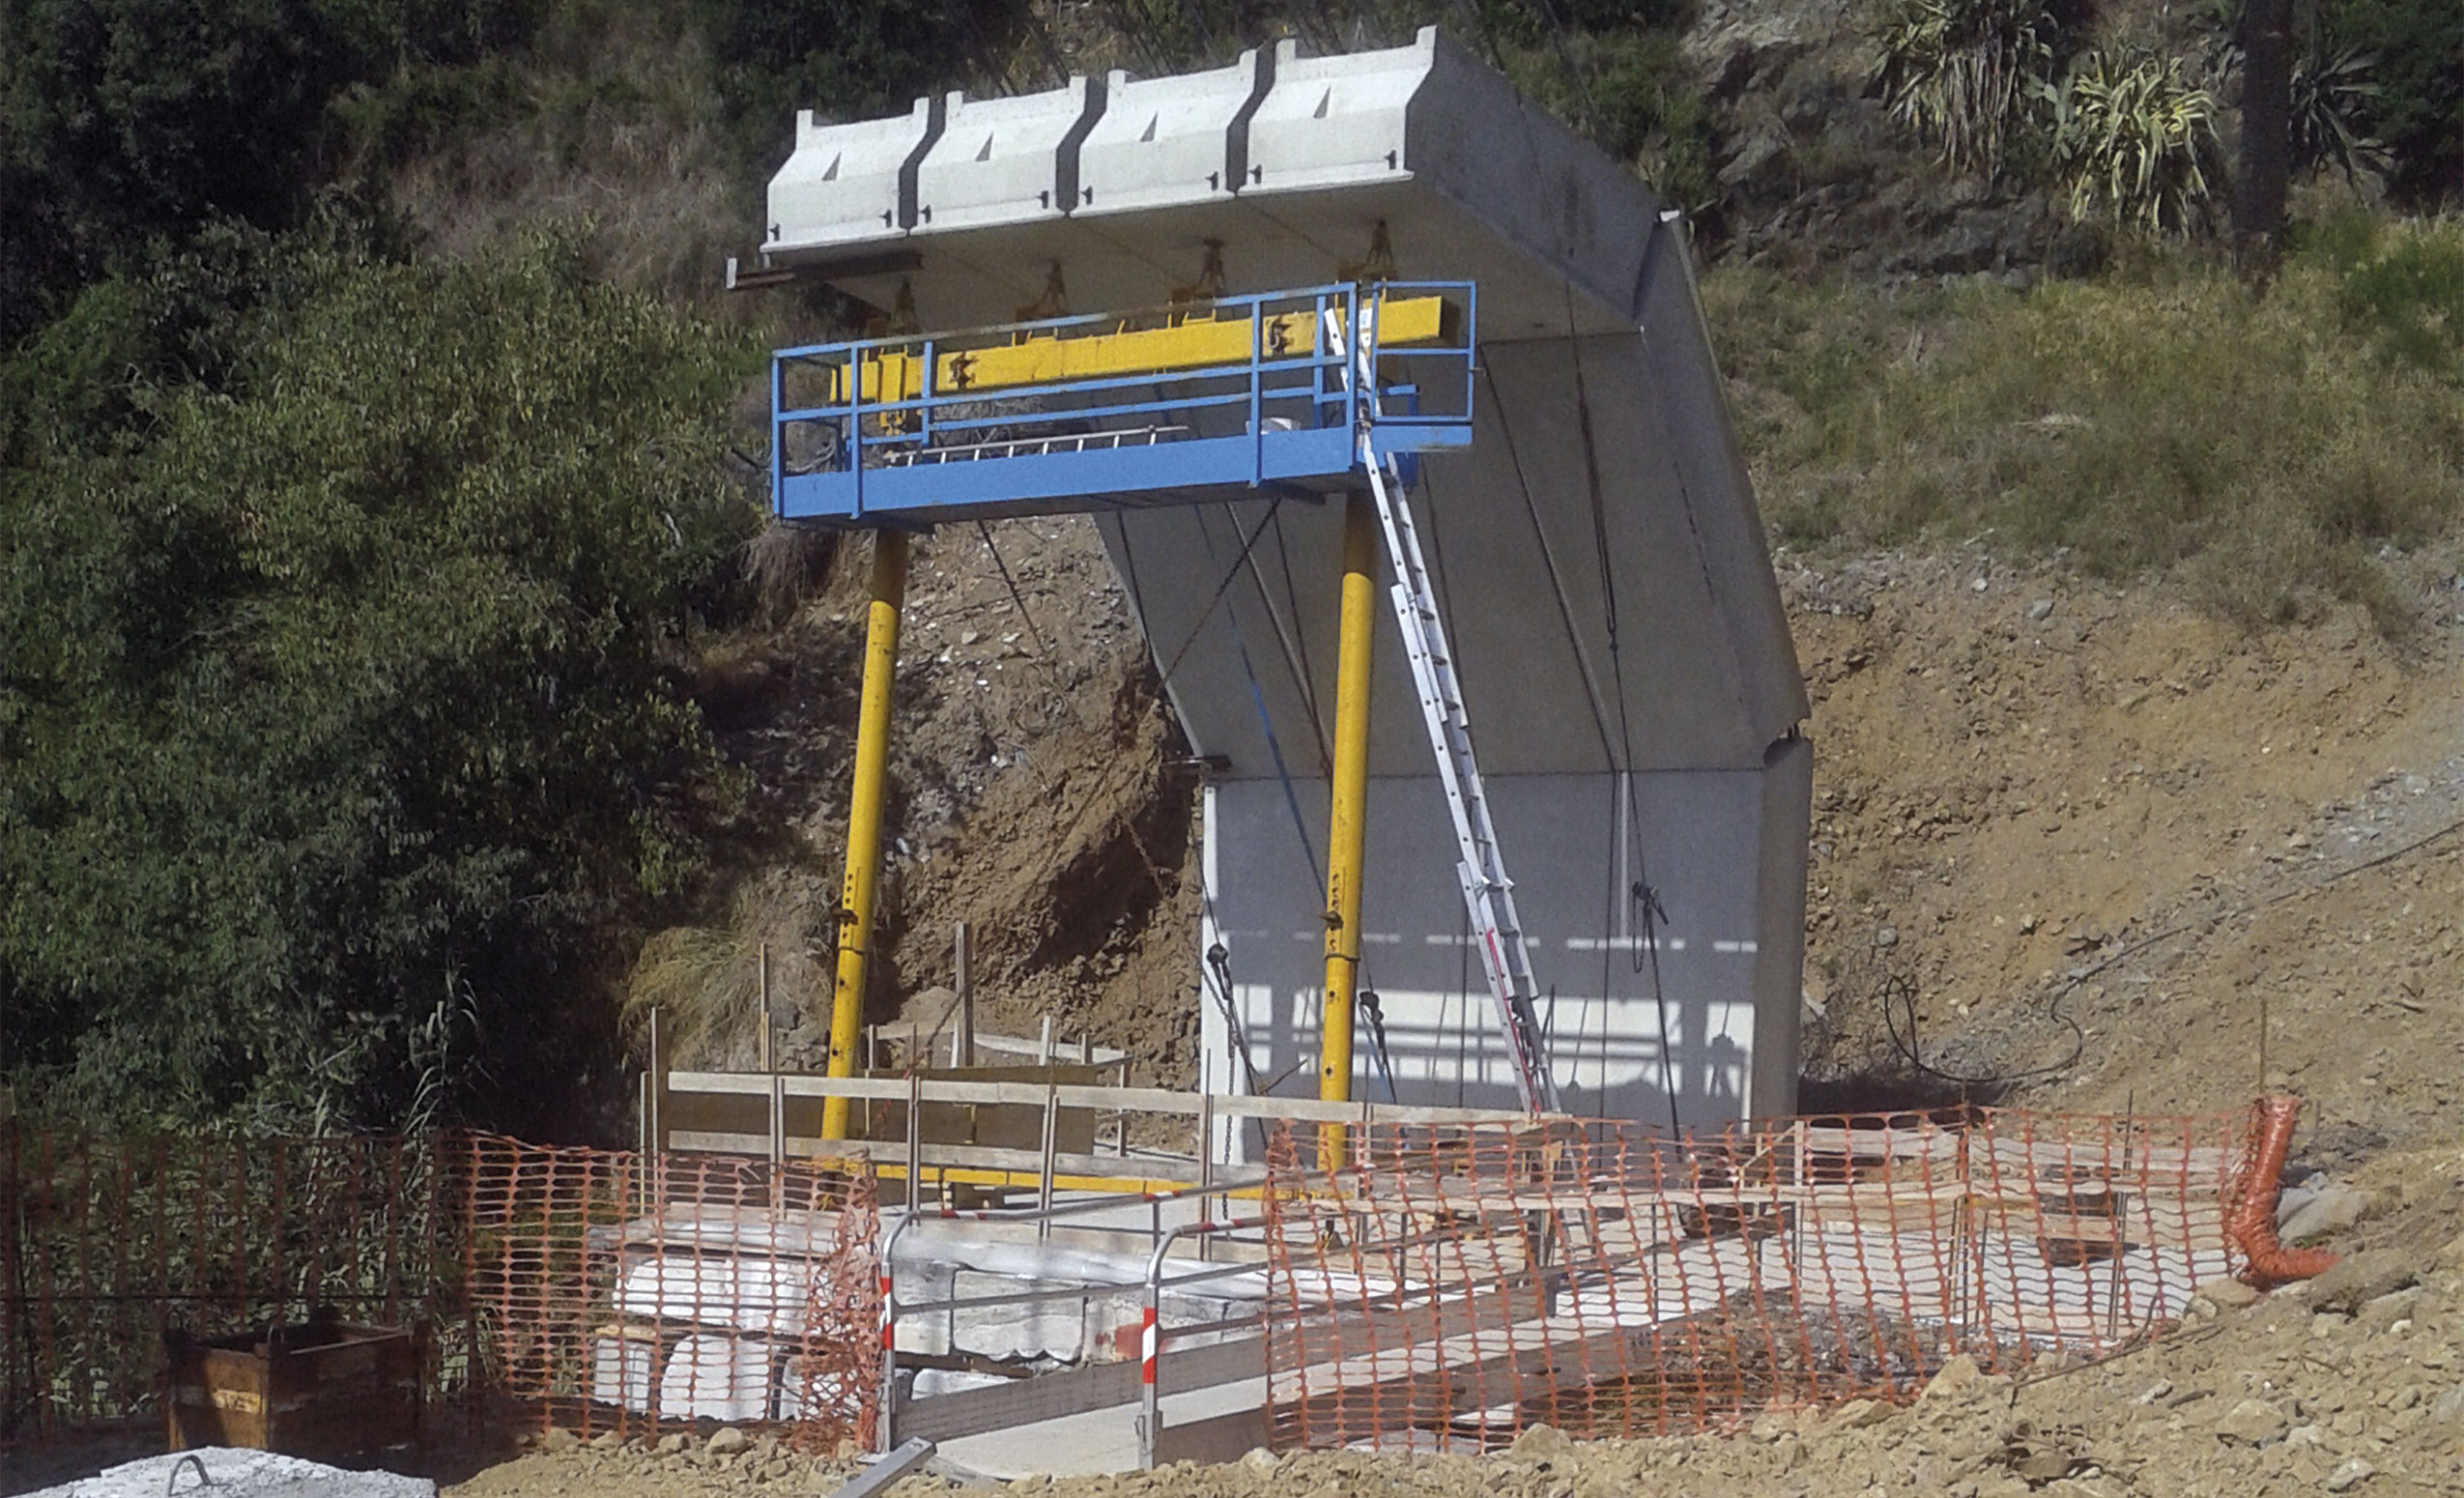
top-left (1192, 504), bottom-right (1325, 889)
top-left (1563, 276), bottom-right (1686, 1136)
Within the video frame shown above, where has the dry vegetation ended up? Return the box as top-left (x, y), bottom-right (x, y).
top-left (1711, 214), bottom-right (2464, 633)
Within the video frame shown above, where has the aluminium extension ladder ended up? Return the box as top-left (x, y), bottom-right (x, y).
top-left (1329, 300), bottom-right (1561, 1114)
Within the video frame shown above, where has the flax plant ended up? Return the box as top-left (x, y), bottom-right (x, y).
top-left (2050, 47), bottom-right (2226, 235)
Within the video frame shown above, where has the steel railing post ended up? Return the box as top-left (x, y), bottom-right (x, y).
top-left (771, 355), bottom-right (787, 516)
top-left (879, 1207), bottom-right (919, 1452)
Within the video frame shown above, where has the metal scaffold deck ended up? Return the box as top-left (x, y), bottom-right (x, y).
top-left (770, 283), bottom-right (1472, 526)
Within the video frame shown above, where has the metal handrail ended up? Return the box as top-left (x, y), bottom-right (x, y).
top-left (873, 1173), bottom-right (1274, 1451)
top-left (1138, 1215), bottom-right (1275, 1468)
top-left (770, 281), bottom-right (1476, 526)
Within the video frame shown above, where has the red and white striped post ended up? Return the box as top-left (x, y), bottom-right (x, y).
top-left (1137, 1301), bottom-right (1160, 1467)
top-left (876, 1262), bottom-right (898, 1451)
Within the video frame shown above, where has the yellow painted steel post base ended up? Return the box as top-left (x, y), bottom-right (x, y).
top-left (1318, 493), bottom-right (1378, 1171)
top-left (823, 529), bottom-right (910, 1141)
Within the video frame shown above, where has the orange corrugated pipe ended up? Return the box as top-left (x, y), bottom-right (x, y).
top-left (2231, 1095), bottom-right (2339, 1288)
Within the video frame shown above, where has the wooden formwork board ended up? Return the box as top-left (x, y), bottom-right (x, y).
top-left (1332, 1179), bottom-right (2226, 1251)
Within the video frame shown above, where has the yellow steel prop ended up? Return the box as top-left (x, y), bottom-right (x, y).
top-left (823, 530), bottom-right (908, 1140)
top-left (829, 294), bottom-right (1456, 406)
top-left (1317, 492), bottom-right (1379, 1170)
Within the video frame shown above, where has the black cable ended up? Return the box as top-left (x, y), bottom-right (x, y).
top-left (973, 521), bottom-right (1050, 658)
top-left (1152, 500), bottom-right (1289, 684)
top-left (1477, 361), bottom-right (1616, 763)
top-left (1359, 987), bottom-right (1399, 1103)
top-left (1269, 504), bottom-right (1333, 776)
top-left (1557, 277), bottom-right (1684, 1135)
top-left (1193, 504), bottom-right (1325, 890)
top-left (1203, 941), bottom-right (1261, 1094)
top-left (1881, 808), bottom-right (2464, 1091)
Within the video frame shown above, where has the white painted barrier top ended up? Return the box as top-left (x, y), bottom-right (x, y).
top-left (768, 96), bottom-right (938, 252)
top-left (916, 76), bottom-right (1105, 231)
top-left (1077, 50), bottom-right (1265, 215)
top-left (1245, 29), bottom-right (1430, 190)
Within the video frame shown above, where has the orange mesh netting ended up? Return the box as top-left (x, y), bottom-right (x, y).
top-left (2, 1129), bottom-right (882, 1449)
top-left (1260, 1103), bottom-right (2302, 1453)
top-left (0, 1131), bottom-right (455, 1441)
top-left (455, 1134), bottom-right (881, 1448)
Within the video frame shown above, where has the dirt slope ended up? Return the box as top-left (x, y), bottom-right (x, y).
top-left (683, 523), bottom-right (2464, 1156)
top-left (1785, 545), bottom-right (2464, 1157)
top-left (668, 515), bottom-right (1203, 1084)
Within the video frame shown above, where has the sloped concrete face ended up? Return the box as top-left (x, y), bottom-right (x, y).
top-left (761, 28), bottom-right (1810, 1133)
top-left (1076, 53), bottom-right (1265, 216)
top-left (767, 96), bottom-right (939, 252)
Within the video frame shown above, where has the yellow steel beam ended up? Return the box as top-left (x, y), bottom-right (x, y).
top-left (829, 294), bottom-right (1456, 405)
top-left (822, 531), bottom-right (908, 1140)
top-left (864, 1163), bottom-right (1264, 1198)
top-left (1317, 492), bottom-right (1379, 1171)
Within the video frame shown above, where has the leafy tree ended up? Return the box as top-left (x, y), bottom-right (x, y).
top-left (2324, 0), bottom-right (2464, 206)
top-left (0, 0), bottom-right (535, 348)
top-left (693, 0), bottom-right (1027, 159)
top-left (0, 233), bottom-right (762, 1133)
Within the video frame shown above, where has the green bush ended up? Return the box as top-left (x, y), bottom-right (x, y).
top-left (2049, 46), bottom-right (2226, 235)
top-left (693, 0), bottom-right (1027, 159)
top-left (1707, 221), bottom-right (2464, 629)
top-left (2324, 0), bottom-right (2464, 206)
top-left (0, 0), bottom-right (541, 348)
top-left (2322, 216), bottom-right (2464, 379)
top-left (1874, 0), bottom-right (2077, 176)
top-left (0, 233), bottom-right (763, 1131)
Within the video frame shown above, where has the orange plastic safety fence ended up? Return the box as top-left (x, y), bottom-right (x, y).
top-left (455, 1134), bottom-right (880, 1449)
top-left (0, 1130), bottom-right (458, 1442)
top-left (1, 1129), bottom-right (882, 1451)
top-left (1261, 1103), bottom-right (2287, 1454)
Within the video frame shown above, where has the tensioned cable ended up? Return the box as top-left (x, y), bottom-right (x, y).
top-left (1152, 500), bottom-right (1292, 685)
top-left (1113, 515), bottom-right (1264, 1098)
top-left (974, 521), bottom-right (1051, 657)
top-left (1476, 361), bottom-right (1618, 763)
top-left (1268, 504), bottom-right (1334, 775)
top-left (1418, 455), bottom-right (1592, 1112)
top-left (1231, 505), bottom-right (1332, 777)
top-left (1561, 276), bottom-right (1685, 1134)
top-left (1192, 504), bottom-right (1325, 891)
top-left (1455, 51), bottom-right (1688, 1130)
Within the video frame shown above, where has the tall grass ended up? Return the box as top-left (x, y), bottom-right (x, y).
top-left (1709, 217), bottom-right (2464, 629)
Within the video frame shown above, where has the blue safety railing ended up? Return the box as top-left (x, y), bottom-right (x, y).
top-left (769, 281), bottom-right (1476, 527)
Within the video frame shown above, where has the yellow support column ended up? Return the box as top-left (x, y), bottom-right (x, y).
top-left (1318, 493), bottom-right (1378, 1169)
top-left (823, 529), bottom-right (910, 1141)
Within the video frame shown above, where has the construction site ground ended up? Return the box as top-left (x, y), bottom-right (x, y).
top-left (435, 1139), bottom-right (2464, 1498)
top-left (15, 542), bottom-right (2464, 1498)
top-left (489, 533), bottom-right (2464, 1496)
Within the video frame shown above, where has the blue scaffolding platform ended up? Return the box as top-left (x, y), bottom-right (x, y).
top-left (769, 282), bottom-right (1475, 527)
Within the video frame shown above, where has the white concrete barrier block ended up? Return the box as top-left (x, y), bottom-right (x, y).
top-left (1078, 51), bottom-right (1265, 215)
top-left (917, 78), bottom-right (1105, 232)
top-left (769, 95), bottom-right (940, 253)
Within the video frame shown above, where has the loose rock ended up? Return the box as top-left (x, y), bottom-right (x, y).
top-left (2306, 1248), bottom-right (2414, 1313)
top-left (2213, 1397), bottom-right (2289, 1446)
